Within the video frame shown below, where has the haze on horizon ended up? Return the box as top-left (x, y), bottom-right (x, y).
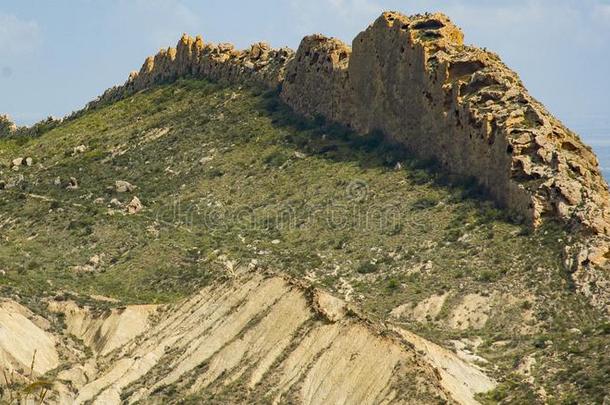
top-left (1, 0), bottom-right (609, 138)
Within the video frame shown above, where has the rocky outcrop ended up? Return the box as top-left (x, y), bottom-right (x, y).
top-left (283, 12), bottom-right (610, 238)
top-left (90, 34), bottom-right (294, 107)
top-left (281, 12), bottom-right (610, 308)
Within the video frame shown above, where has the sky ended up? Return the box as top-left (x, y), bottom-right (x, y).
top-left (0, 0), bottom-right (609, 136)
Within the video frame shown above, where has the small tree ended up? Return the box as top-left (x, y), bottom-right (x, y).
top-left (1, 351), bottom-right (54, 404)
top-left (0, 114), bottom-right (16, 137)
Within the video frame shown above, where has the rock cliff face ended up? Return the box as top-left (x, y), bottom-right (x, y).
top-left (283, 12), bottom-right (610, 239)
top-left (86, 11), bottom-right (610, 308)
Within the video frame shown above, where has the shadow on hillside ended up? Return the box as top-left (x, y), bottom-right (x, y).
top-left (256, 87), bottom-right (527, 226)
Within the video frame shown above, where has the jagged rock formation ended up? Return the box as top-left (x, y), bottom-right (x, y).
top-left (63, 12), bottom-right (610, 311)
top-left (0, 271), bottom-right (495, 404)
top-left (93, 35), bottom-right (294, 106)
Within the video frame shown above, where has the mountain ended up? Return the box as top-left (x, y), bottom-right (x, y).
top-left (0, 11), bottom-right (608, 404)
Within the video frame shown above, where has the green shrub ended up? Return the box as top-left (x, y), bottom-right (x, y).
top-left (412, 197), bottom-right (438, 210)
top-left (263, 150), bottom-right (288, 167)
top-left (387, 279), bottom-right (399, 290)
top-left (357, 261), bottom-right (378, 274)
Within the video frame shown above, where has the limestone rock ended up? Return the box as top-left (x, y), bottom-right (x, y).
top-left (88, 254), bottom-right (103, 267)
top-left (66, 177), bottom-right (79, 190)
top-left (81, 11), bottom-right (610, 243)
top-left (115, 180), bottom-right (136, 193)
top-left (281, 11), bottom-right (610, 241)
top-left (312, 290), bottom-right (347, 322)
top-left (73, 144), bottom-right (87, 154)
top-left (74, 254), bottom-right (105, 273)
top-left (127, 196), bottom-right (143, 214)
top-left (90, 34), bottom-right (294, 108)
top-left (109, 198), bottom-right (122, 207)
top-left (281, 35), bottom-right (351, 122)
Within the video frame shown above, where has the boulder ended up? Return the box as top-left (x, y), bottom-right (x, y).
top-left (88, 254), bottom-right (103, 268)
top-left (66, 177), bottom-right (79, 190)
top-left (115, 180), bottom-right (136, 193)
top-left (74, 254), bottom-right (105, 273)
top-left (109, 198), bottom-right (122, 208)
top-left (126, 196), bottom-right (143, 214)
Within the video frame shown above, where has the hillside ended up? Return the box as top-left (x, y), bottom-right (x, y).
top-left (1, 10), bottom-right (610, 405)
top-left (0, 79), bottom-right (608, 404)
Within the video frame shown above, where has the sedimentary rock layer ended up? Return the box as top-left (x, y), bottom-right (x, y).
top-left (1, 272), bottom-right (496, 404)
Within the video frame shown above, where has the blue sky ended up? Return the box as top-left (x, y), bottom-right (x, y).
top-left (1, 0), bottom-right (609, 132)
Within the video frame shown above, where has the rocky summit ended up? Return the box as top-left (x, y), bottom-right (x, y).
top-left (0, 10), bottom-right (609, 405)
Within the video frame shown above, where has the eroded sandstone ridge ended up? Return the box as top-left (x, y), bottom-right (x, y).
top-left (88, 11), bottom-right (610, 311)
top-left (94, 36), bottom-right (294, 105)
top-left (283, 13), bottom-right (610, 235)
top-left (1, 271), bottom-right (495, 404)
